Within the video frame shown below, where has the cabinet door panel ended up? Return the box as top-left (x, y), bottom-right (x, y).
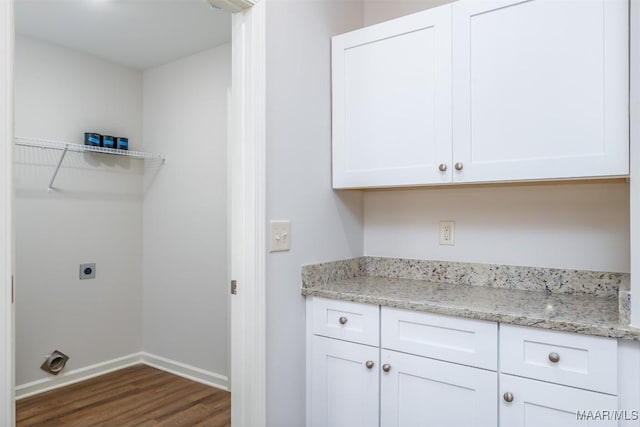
top-left (332, 5), bottom-right (452, 188)
top-left (452, 0), bottom-right (628, 183)
top-left (380, 349), bottom-right (497, 427)
top-left (311, 336), bottom-right (379, 427)
top-left (500, 374), bottom-right (618, 427)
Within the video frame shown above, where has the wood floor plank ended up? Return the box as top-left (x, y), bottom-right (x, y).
top-left (99, 381), bottom-right (195, 423)
top-left (16, 365), bottom-right (231, 427)
top-left (17, 365), bottom-right (162, 422)
top-left (104, 384), bottom-right (215, 424)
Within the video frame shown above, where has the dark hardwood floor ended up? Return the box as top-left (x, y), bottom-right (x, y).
top-left (16, 364), bottom-right (231, 426)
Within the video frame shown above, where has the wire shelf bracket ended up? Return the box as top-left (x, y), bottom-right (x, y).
top-left (48, 145), bottom-right (69, 192)
top-left (14, 136), bottom-right (166, 192)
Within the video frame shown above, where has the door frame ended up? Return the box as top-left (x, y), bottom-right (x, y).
top-left (0, 0), bottom-right (267, 425)
top-left (0, 0), bottom-right (14, 425)
top-left (229, 1), bottom-right (267, 426)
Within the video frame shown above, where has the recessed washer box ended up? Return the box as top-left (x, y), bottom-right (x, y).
top-left (79, 263), bottom-right (96, 280)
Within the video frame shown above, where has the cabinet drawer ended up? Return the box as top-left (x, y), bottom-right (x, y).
top-left (381, 307), bottom-right (498, 370)
top-left (500, 325), bottom-right (617, 394)
top-left (312, 297), bottom-right (379, 346)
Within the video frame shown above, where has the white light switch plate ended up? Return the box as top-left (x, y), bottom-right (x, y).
top-left (270, 220), bottom-right (290, 252)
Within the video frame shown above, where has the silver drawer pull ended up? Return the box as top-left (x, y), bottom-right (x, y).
top-left (548, 352), bottom-right (560, 363)
top-left (382, 364), bottom-right (391, 373)
top-left (365, 360), bottom-right (374, 369)
top-left (503, 392), bottom-right (514, 403)
top-left (338, 316), bottom-right (348, 325)
top-left (438, 163), bottom-right (447, 172)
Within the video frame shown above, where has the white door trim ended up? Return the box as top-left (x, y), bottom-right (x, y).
top-left (230, 1), bottom-right (267, 426)
top-left (0, 0), bottom-right (14, 426)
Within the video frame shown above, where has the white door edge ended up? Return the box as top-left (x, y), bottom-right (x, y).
top-left (230, 1), bottom-right (267, 426)
top-left (0, 1), bottom-right (14, 426)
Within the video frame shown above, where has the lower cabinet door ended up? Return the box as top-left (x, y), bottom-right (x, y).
top-left (380, 349), bottom-right (497, 427)
top-left (500, 374), bottom-right (619, 427)
top-left (311, 336), bottom-right (380, 427)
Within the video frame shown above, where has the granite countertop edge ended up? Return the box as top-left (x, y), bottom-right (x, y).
top-left (301, 286), bottom-right (640, 341)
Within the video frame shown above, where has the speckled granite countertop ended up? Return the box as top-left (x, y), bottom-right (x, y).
top-left (301, 257), bottom-right (640, 340)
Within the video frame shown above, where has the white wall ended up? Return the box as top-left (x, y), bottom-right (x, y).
top-left (630, 0), bottom-right (640, 325)
top-left (14, 35), bottom-right (143, 386)
top-left (364, 182), bottom-right (630, 272)
top-left (265, 1), bottom-right (365, 425)
top-left (364, 0), bottom-right (452, 25)
top-left (142, 44), bottom-right (231, 384)
top-left (360, 0), bottom-right (630, 274)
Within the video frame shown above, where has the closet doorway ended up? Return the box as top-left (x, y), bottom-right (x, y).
top-left (12, 1), bottom-right (235, 424)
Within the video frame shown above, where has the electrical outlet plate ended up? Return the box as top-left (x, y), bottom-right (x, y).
top-left (270, 220), bottom-right (290, 252)
top-left (439, 221), bottom-right (455, 246)
top-left (79, 263), bottom-right (96, 280)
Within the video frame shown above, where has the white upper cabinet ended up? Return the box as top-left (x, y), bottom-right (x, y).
top-left (331, 0), bottom-right (629, 189)
top-left (332, 5), bottom-right (452, 189)
top-left (452, 0), bottom-right (629, 183)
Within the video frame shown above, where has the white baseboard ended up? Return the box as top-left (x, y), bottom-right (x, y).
top-left (15, 352), bottom-right (229, 400)
top-left (15, 352), bottom-right (143, 400)
top-left (141, 352), bottom-right (229, 391)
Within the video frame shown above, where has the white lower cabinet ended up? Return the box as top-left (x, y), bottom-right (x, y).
top-left (307, 298), bottom-right (630, 427)
top-left (309, 298), bottom-right (499, 427)
top-left (310, 335), bottom-right (379, 427)
top-left (500, 374), bottom-right (618, 427)
top-left (380, 349), bottom-right (497, 427)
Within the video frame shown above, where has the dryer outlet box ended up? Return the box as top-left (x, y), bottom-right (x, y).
top-left (79, 263), bottom-right (96, 280)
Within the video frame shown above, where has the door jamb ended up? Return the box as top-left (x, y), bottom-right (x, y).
top-left (229, 1), bottom-right (267, 426)
top-left (0, 0), bottom-right (15, 425)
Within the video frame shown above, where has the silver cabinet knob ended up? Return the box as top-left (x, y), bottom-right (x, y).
top-left (548, 352), bottom-right (560, 363)
top-left (382, 364), bottom-right (391, 372)
top-left (454, 162), bottom-right (463, 171)
top-left (438, 163), bottom-right (447, 172)
top-left (503, 392), bottom-right (514, 403)
top-left (338, 316), bottom-right (347, 325)
top-left (365, 360), bottom-right (374, 369)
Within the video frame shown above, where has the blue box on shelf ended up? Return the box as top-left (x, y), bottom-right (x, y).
top-left (101, 135), bottom-right (116, 149)
top-left (84, 132), bottom-right (102, 147)
top-left (116, 137), bottom-right (128, 151)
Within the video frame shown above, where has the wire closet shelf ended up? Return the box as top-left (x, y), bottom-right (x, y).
top-left (14, 136), bottom-right (166, 191)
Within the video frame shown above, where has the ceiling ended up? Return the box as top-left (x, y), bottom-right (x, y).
top-left (15, 0), bottom-right (231, 70)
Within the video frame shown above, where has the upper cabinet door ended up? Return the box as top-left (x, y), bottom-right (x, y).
top-left (332, 5), bottom-right (453, 189)
top-left (452, 0), bottom-right (628, 183)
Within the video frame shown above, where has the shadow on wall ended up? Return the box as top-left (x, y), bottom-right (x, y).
top-left (334, 190), bottom-right (365, 256)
